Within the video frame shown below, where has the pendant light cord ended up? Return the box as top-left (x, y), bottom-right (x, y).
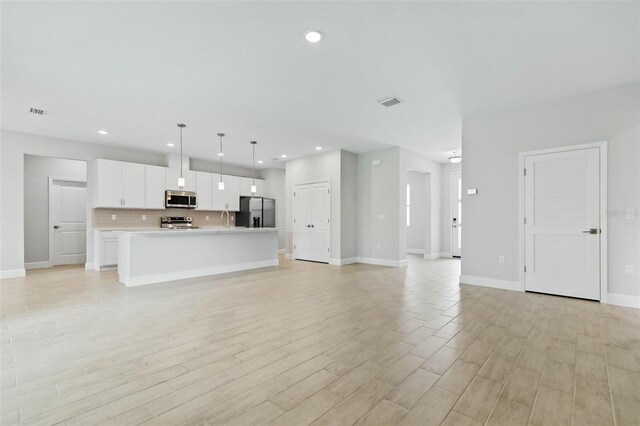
top-left (219, 134), bottom-right (224, 182)
top-left (180, 126), bottom-right (183, 179)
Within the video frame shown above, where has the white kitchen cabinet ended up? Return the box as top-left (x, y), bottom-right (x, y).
top-left (165, 168), bottom-right (196, 192)
top-left (122, 163), bottom-right (146, 208)
top-left (95, 159), bottom-right (146, 208)
top-left (195, 171), bottom-right (213, 210)
top-left (211, 173), bottom-right (225, 211)
top-left (240, 177), bottom-right (265, 197)
top-left (224, 175), bottom-right (241, 211)
top-left (145, 165), bottom-right (166, 209)
top-left (95, 160), bottom-right (123, 208)
top-left (94, 230), bottom-right (118, 270)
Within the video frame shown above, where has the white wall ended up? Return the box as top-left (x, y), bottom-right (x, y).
top-left (261, 168), bottom-right (286, 250)
top-left (462, 82), bottom-right (640, 302)
top-left (407, 171), bottom-right (428, 253)
top-left (1, 130), bottom-right (166, 276)
top-left (24, 155), bottom-right (87, 265)
top-left (340, 151), bottom-right (358, 260)
top-left (440, 162), bottom-right (462, 256)
top-left (357, 148), bottom-right (402, 262)
top-left (357, 147), bottom-right (443, 264)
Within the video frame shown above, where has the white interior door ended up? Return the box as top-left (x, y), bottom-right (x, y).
top-left (50, 180), bottom-right (87, 265)
top-left (524, 147), bottom-right (601, 300)
top-left (293, 181), bottom-right (330, 263)
top-left (451, 172), bottom-right (462, 257)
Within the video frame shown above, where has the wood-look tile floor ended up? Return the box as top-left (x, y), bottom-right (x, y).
top-left (1, 256), bottom-right (639, 426)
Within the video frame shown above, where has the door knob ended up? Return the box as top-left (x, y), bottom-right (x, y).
top-left (311, 224), bottom-right (315, 228)
top-left (54, 225), bottom-right (60, 229)
top-left (582, 228), bottom-right (599, 234)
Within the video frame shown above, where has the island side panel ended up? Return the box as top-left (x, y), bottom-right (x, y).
top-left (118, 230), bottom-right (278, 286)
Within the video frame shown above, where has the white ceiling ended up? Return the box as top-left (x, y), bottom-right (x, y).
top-left (2, 1), bottom-right (638, 167)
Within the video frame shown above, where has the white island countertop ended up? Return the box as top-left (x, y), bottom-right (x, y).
top-left (114, 227), bottom-right (277, 236)
top-left (116, 227), bottom-right (279, 286)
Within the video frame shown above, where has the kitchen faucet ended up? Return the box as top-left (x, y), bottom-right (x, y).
top-left (220, 209), bottom-right (230, 229)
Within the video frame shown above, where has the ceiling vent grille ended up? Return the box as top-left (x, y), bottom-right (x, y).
top-left (29, 107), bottom-right (46, 115)
top-left (377, 96), bottom-right (403, 107)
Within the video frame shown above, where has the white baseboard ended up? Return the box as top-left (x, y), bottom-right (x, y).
top-left (25, 261), bottom-right (52, 270)
top-left (0, 269), bottom-right (26, 279)
top-left (605, 293), bottom-right (640, 308)
top-left (85, 263), bottom-right (97, 271)
top-left (460, 275), bottom-right (522, 292)
top-left (357, 257), bottom-right (408, 267)
top-left (329, 257), bottom-right (357, 266)
top-left (278, 249), bottom-right (286, 255)
top-left (424, 252), bottom-right (449, 260)
top-left (121, 259), bottom-right (280, 287)
top-left (284, 253), bottom-right (294, 260)
top-left (407, 249), bottom-right (425, 255)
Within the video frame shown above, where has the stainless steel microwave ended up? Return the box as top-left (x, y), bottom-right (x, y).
top-left (165, 190), bottom-right (197, 209)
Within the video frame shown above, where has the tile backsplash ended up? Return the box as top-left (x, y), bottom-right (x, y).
top-left (93, 208), bottom-right (236, 229)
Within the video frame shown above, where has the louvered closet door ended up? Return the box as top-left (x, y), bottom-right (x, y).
top-left (524, 147), bottom-right (600, 300)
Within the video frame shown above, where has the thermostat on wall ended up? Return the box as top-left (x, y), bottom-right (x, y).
top-left (467, 188), bottom-right (478, 195)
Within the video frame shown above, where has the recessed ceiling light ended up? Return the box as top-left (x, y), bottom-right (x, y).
top-left (281, 154), bottom-right (288, 158)
top-left (166, 143), bottom-right (175, 147)
top-left (315, 146), bottom-right (323, 151)
top-left (304, 30), bottom-right (323, 43)
top-left (258, 160), bottom-right (264, 164)
top-left (97, 130), bottom-right (109, 135)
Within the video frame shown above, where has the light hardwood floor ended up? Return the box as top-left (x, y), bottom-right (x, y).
top-left (1, 256), bottom-right (639, 426)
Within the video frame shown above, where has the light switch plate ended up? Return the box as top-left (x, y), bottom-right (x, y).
top-left (142, 215), bottom-right (146, 221)
top-left (377, 213), bottom-right (385, 220)
top-left (206, 216), bottom-right (209, 220)
top-left (111, 214), bottom-right (117, 220)
top-left (467, 188), bottom-right (478, 195)
top-left (626, 265), bottom-right (635, 275)
top-left (372, 159), bottom-right (381, 166)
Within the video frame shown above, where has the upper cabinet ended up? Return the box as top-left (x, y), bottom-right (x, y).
top-left (94, 159), bottom-right (260, 211)
top-left (224, 175), bottom-right (241, 211)
top-left (195, 171), bottom-right (213, 210)
top-left (240, 177), bottom-right (265, 197)
top-left (95, 159), bottom-right (145, 208)
top-left (145, 165), bottom-right (166, 209)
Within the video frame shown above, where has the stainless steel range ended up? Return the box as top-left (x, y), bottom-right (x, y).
top-left (160, 216), bottom-right (199, 229)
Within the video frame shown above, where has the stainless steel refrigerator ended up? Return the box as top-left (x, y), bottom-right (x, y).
top-left (237, 197), bottom-right (275, 228)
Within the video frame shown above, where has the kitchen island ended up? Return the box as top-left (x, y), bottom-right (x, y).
top-left (115, 228), bottom-right (278, 286)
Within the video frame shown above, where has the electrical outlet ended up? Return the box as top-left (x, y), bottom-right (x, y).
top-left (626, 265), bottom-right (635, 275)
top-left (376, 243), bottom-right (381, 249)
top-left (142, 215), bottom-right (146, 221)
top-left (111, 214), bottom-right (117, 221)
top-left (498, 256), bottom-right (505, 264)
top-left (206, 216), bottom-right (209, 221)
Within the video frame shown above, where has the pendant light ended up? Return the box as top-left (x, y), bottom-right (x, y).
top-left (217, 133), bottom-right (225, 190)
top-left (250, 141), bottom-right (257, 194)
top-left (448, 151), bottom-right (462, 164)
top-left (177, 123), bottom-right (187, 188)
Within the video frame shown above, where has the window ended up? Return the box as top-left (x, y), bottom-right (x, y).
top-left (406, 183), bottom-right (411, 226)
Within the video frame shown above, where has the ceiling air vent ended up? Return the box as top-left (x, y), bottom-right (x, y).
top-left (377, 96), bottom-right (403, 108)
top-left (29, 107), bottom-right (46, 115)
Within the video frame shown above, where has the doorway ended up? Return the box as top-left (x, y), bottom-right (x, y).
top-left (49, 179), bottom-right (87, 265)
top-left (293, 180), bottom-right (330, 263)
top-left (451, 172), bottom-right (462, 258)
top-left (521, 143), bottom-right (607, 300)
